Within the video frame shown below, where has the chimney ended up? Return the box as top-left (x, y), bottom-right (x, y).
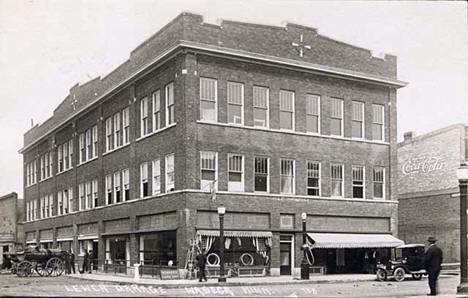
top-left (404, 131), bottom-right (415, 143)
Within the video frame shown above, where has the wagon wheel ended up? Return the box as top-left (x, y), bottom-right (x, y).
top-left (36, 262), bottom-right (52, 277)
top-left (46, 257), bottom-right (64, 277)
top-left (17, 261), bottom-right (33, 277)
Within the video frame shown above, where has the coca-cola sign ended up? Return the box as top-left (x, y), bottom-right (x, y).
top-left (402, 156), bottom-right (447, 175)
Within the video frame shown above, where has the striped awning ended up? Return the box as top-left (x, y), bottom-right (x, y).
top-left (308, 233), bottom-right (404, 249)
top-left (197, 230), bottom-right (272, 238)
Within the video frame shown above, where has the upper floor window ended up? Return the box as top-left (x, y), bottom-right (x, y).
top-left (58, 139), bottom-right (73, 173)
top-left (122, 107), bottom-right (130, 144)
top-left (140, 97), bottom-right (149, 137)
top-left (106, 174), bottom-right (112, 205)
top-left (254, 157), bottom-right (269, 192)
top-left (152, 159), bottom-right (161, 195)
top-left (114, 171), bottom-right (122, 203)
top-left (106, 117), bottom-right (114, 152)
top-left (92, 179), bottom-right (98, 207)
top-left (165, 154), bottom-right (175, 192)
top-left (280, 159), bottom-right (295, 194)
top-left (152, 90), bottom-right (161, 131)
top-left (307, 161), bottom-right (320, 196)
top-left (40, 152), bottom-right (53, 180)
top-left (279, 90), bottom-right (294, 130)
top-left (200, 151), bottom-right (216, 191)
top-left (123, 169), bottom-right (130, 201)
top-left (253, 86), bottom-right (269, 128)
top-left (227, 82), bottom-right (243, 125)
top-left (228, 154), bottom-right (244, 192)
top-left (140, 162), bottom-right (149, 197)
top-left (352, 101), bottom-right (364, 139)
top-left (330, 98), bottom-right (343, 136)
top-left (352, 166), bottom-right (364, 199)
top-left (166, 82), bottom-right (175, 126)
top-left (306, 94), bottom-right (320, 134)
top-left (372, 104), bottom-right (385, 141)
top-left (373, 167), bottom-right (385, 199)
top-left (79, 126), bottom-right (97, 162)
top-left (331, 163), bottom-right (343, 197)
top-left (114, 112), bottom-right (122, 148)
top-left (58, 188), bottom-right (72, 215)
top-left (26, 160), bottom-right (37, 187)
top-left (200, 77), bottom-right (217, 122)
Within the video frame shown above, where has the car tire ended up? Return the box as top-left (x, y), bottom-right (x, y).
top-left (394, 267), bottom-right (406, 282)
top-left (412, 273), bottom-right (422, 280)
top-left (376, 269), bottom-right (387, 281)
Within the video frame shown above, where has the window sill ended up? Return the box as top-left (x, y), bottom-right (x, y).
top-left (76, 156), bottom-right (99, 168)
top-left (56, 167), bottom-right (74, 177)
top-left (25, 183), bottom-right (37, 189)
top-left (136, 123), bottom-right (176, 142)
top-left (39, 176), bottom-right (53, 183)
top-left (103, 143), bottom-right (130, 156)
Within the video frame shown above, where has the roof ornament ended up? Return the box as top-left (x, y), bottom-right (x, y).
top-left (291, 34), bottom-right (311, 57)
top-left (71, 98), bottom-right (78, 111)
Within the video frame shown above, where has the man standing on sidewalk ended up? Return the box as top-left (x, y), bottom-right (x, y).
top-left (69, 249), bottom-right (76, 274)
top-left (196, 249), bottom-right (207, 282)
top-left (424, 236), bottom-right (443, 296)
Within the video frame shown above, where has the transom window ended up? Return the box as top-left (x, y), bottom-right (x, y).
top-left (253, 86), bottom-right (269, 128)
top-left (280, 159), bottom-right (295, 194)
top-left (228, 154), bottom-right (244, 192)
top-left (307, 161), bottom-right (320, 196)
top-left (200, 78), bottom-right (217, 122)
top-left (165, 82), bottom-right (175, 126)
top-left (372, 104), bottom-right (385, 141)
top-left (279, 90), bottom-right (295, 130)
top-left (330, 98), bottom-right (343, 136)
top-left (352, 101), bottom-right (364, 139)
top-left (254, 157), bottom-right (269, 192)
top-left (306, 94), bottom-right (320, 134)
top-left (227, 82), bottom-right (244, 125)
top-left (331, 164), bottom-right (343, 197)
top-left (373, 167), bottom-right (385, 199)
top-left (200, 151), bottom-right (217, 191)
top-left (352, 166), bottom-right (364, 199)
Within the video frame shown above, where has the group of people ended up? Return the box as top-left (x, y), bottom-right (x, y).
top-left (63, 249), bottom-right (95, 275)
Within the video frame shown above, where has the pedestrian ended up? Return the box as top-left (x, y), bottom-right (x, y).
top-left (82, 250), bottom-right (89, 274)
top-left (64, 251), bottom-right (70, 274)
top-left (88, 250), bottom-right (93, 273)
top-left (423, 236), bottom-right (443, 296)
top-left (69, 249), bottom-right (76, 274)
top-left (195, 249), bottom-right (207, 282)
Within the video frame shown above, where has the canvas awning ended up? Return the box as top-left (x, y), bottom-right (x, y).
top-left (307, 233), bottom-right (404, 249)
top-left (197, 230), bottom-right (272, 238)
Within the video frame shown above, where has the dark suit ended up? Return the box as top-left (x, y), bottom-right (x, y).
top-left (195, 253), bottom-right (207, 282)
top-left (424, 244), bottom-right (443, 295)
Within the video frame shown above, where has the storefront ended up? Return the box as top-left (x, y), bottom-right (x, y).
top-left (307, 233), bottom-right (403, 274)
top-left (138, 231), bottom-right (177, 266)
top-left (105, 235), bottom-right (129, 267)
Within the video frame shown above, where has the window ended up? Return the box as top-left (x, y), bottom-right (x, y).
top-left (44, 153), bottom-right (50, 178)
top-left (279, 90), bottom-right (295, 130)
top-left (106, 117), bottom-right (113, 152)
top-left (280, 159), bottom-right (295, 194)
top-left (79, 133), bottom-right (85, 163)
top-left (123, 169), bottom-right (130, 201)
top-left (372, 104), bottom-right (385, 141)
top-left (49, 194), bottom-right (54, 217)
top-left (140, 162), bottom-right (149, 197)
top-left (152, 90), bottom-right (161, 131)
top-left (122, 107), bottom-right (130, 144)
top-left (166, 82), bottom-right (175, 126)
top-left (62, 142), bottom-right (68, 170)
top-left (48, 151), bottom-right (53, 177)
top-left (33, 200), bottom-right (37, 220)
top-left (280, 214), bottom-right (294, 229)
top-left (152, 159), bottom-right (161, 195)
top-left (200, 152), bottom-right (216, 191)
top-left (306, 94), bottom-right (320, 134)
top-left (228, 154), bottom-right (244, 192)
top-left (40, 197), bottom-right (45, 219)
top-left (79, 183), bottom-right (85, 210)
top-left (68, 140), bottom-right (73, 169)
top-left (86, 181), bottom-right (92, 209)
top-left (352, 101), bottom-right (364, 139)
top-left (331, 164), bottom-right (343, 197)
top-left (68, 188), bottom-right (74, 213)
top-left (140, 97), bottom-right (149, 137)
top-left (330, 98), bottom-right (343, 136)
top-left (254, 157), bottom-right (269, 192)
top-left (40, 155), bottom-right (45, 180)
top-left (92, 126), bottom-right (98, 158)
top-left (60, 188), bottom-right (72, 214)
top-left (165, 154), bottom-right (175, 192)
top-left (373, 167), bottom-right (385, 199)
top-left (26, 202), bottom-right (30, 221)
top-left (227, 82), bottom-right (243, 125)
top-left (86, 129), bottom-right (92, 160)
top-left (58, 144), bottom-right (63, 172)
top-left (114, 171), bottom-right (122, 203)
top-left (200, 77), bottom-right (217, 121)
top-left (307, 161), bottom-right (320, 196)
top-left (352, 166), bottom-right (364, 199)
top-left (114, 112), bottom-right (121, 148)
top-left (106, 174), bottom-right (112, 205)
top-left (253, 86), bottom-right (269, 128)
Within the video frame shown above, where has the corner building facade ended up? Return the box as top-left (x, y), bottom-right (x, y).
top-left (21, 13), bottom-right (406, 276)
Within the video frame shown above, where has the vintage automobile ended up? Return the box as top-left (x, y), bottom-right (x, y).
top-left (376, 244), bottom-right (427, 282)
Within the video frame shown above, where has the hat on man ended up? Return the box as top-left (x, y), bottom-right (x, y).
top-left (427, 236), bottom-right (437, 243)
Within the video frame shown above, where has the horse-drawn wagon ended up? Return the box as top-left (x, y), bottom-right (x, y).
top-left (16, 247), bottom-right (67, 277)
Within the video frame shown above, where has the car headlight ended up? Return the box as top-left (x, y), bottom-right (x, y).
top-left (391, 265), bottom-right (395, 269)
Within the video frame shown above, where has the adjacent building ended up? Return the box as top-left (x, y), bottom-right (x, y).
top-left (398, 124), bottom-right (468, 263)
top-left (20, 13), bottom-right (406, 276)
top-left (0, 192), bottom-right (24, 266)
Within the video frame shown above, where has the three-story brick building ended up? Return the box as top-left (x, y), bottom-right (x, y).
top-left (20, 13), bottom-right (406, 276)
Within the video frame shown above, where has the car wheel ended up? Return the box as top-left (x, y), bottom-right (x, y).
top-left (394, 267), bottom-right (406, 282)
top-left (376, 269), bottom-right (387, 281)
top-left (412, 273), bottom-right (422, 280)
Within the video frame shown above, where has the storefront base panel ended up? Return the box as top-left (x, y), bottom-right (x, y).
top-left (270, 268), bottom-right (280, 276)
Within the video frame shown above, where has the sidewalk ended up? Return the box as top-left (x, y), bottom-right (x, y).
top-left (67, 272), bottom-right (380, 289)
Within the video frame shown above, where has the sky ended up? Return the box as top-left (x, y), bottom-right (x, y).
top-left (0, 0), bottom-right (467, 198)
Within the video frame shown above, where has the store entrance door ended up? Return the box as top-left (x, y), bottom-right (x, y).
top-left (92, 240), bottom-right (98, 270)
top-left (280, 234), bottom-right (294, 275)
